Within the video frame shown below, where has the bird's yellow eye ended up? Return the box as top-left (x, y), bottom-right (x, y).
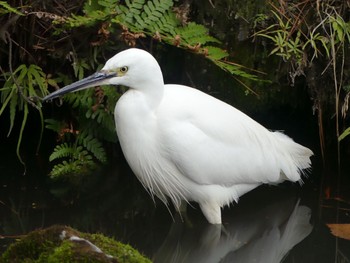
top-left (120, 66), bottom-right (128, 73)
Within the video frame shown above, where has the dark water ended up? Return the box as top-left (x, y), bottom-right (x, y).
top-left (1, 143), bottom-right (350, 263)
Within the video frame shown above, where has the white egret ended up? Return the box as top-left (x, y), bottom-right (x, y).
top-left (43, 48), bottom-right (313, 224)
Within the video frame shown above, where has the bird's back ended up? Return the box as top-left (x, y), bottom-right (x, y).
top-left (157, 84), bottom-right (313, 187)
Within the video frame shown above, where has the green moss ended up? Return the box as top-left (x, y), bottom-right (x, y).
top-left (39, 240), bottom-right (73, 263)
top-left (85, 234), bottom-right (151, 263)
top-left (1, 225), bottom-right (151, 263)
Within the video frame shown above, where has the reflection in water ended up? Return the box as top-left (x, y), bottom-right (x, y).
top-left (154, 198), bottom-right (312, 263)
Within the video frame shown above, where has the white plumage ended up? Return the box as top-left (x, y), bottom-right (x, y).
top-left (43, 48), bottom-right (313, 224)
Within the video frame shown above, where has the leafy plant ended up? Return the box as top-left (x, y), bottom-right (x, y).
top-left (328, 13), bottom-right (350, 158)
top-left (0, 64), bottom-right (56, 168)
top-left (0, 1), bottom-right (23, 15)
top-left (45, 86), bottom-right (118, 178)
top-left (48, 138), bottom-right (102, 179)
top-left (256, 11), bottom-right (308, 66)
top-left (64, 86), bottom-right (118, 142)
top-left (58, 0), bottom-right (262, 82)
top-left (254, 1), bottom-right (350, 164)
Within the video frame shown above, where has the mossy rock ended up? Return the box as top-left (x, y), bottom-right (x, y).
top-left (1, 225), bottom-right (151, 263)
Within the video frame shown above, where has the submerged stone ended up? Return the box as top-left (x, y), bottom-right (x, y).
top-left (1, 225), bottom-right (151, 263)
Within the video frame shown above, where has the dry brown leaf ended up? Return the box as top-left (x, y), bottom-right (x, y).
top-left (327, 224), bottom-right (350, 240)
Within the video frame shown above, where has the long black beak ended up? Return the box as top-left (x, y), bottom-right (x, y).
top-left (43, 71), bottom-right (116, 101)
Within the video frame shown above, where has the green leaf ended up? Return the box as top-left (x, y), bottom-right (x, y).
top-left (0, 88), bottom-right (14, 116)
top-left (0, 1), bottom-right (23, 15)
top-left (339, 127), bottom-right (350, 142)
top-left (16, 104), bottom-right (28, 169)
top-left (7, 90), bottom-right (18, 137)
top-left (49, 143), bottom-right (76, 161)
top-left (45, 119), bottom-right (64, 133)
top-left (206, 46), bottom-right (229, 60)
top-left (77, 132), bottom-right (107, 163)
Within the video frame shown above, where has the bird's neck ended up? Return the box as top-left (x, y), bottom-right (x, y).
top-left (133, 71), bottom-right (164, 109)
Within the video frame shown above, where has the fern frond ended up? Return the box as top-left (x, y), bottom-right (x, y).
top-left (49, 143), bottom-right (76, 161)
top-left (45, 119), bottom-right (64, 133)
top-left (115, 0), bottom-right (177, 35)
top-left (50, 160), bottom-right (82, 178)
top-left (205, 46), bottom-right (229, 60)
top-left (214, 60), bottom-right (262, 82)
top-left (64, 89), bottom-right (94, 109)
top-left (64, 11), bottom-right (108, 27)
top-left (176, 22), bottom-right (221, 46)
top-left (49, 142), bottom-right (97, 178)
top-left (60, 0), bottom-right (262, 82)
top-left (77, 132), bottom-right (107, 163)
top-left (50, 161), bottom-right (71, 178)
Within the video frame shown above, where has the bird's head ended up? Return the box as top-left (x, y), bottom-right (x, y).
top-left (42, 48), bottom-right (163, 101)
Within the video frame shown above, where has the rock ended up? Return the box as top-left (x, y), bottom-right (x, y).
top-left (1, 225), bottom-right (151, 263)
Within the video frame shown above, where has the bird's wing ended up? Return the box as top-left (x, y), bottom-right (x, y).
top-left (158, 85), bottom-right (306, 186)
